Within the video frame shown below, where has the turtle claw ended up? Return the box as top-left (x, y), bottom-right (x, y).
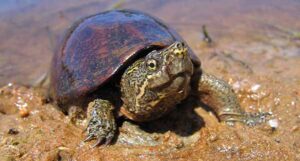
top-left (224, 118), bottom-right (243, 126)
top-left (219, 112), bottom-right (244, 126)
top-left (104, 135), bottom-right (114, 145)
top-left (83, 135), bottom-right (94, 142)
top-left (91, 137), bottom-right (105, 148)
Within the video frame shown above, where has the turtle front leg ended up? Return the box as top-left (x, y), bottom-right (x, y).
top-left (192, 69), bottom-right (269, 126)
top-left (84, 99), bottom-right (117, 147)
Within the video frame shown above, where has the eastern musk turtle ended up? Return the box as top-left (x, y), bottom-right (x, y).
top-left (50, 10), bottom-right (266, 147)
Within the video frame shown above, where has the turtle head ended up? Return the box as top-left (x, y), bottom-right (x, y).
top-left (120, 42), bottom-right (194, 121)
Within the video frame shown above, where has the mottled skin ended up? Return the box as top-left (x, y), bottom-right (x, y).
top-left (84, 42), bottom-right (258, 147)
top-left (120, 42), bottom-right (193, 122)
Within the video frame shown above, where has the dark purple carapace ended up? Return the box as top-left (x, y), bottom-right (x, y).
top-left (50, 10), bottom-right (200, 106)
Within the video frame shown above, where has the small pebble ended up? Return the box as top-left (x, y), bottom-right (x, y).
top-left (274, 138), bottom-right (280, 143)
top-left (274, 98), bottom-right (281, 106)
top-left (251, 84), bottom-right (261, 93)
top-left (291, 101), bottom-right (296, 106)
top-left (19, 107), bottom-right (30, 117)
top-left (208, 133), bottom-right (218, 142)
top-left (8, 128), bottom-right (19, 135)
top-left (268, 119), bottom-right (279, 130)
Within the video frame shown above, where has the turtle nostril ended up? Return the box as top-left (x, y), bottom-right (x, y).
top-left (175, 42), bottom-right (184, 49)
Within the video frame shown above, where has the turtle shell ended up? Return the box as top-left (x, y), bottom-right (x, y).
top-left (50, 9), bottom-right (200, 106)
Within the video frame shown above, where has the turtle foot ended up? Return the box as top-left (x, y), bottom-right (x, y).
top-left (84, 99), bottom-right (116, 147)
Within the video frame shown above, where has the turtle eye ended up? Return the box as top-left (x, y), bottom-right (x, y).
top-left (146, 59), bottom-right (158, 71)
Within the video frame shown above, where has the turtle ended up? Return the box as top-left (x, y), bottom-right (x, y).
top-left (49, 9), bottom-right (267, 147)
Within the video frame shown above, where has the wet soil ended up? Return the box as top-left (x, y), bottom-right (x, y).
top-left (0, 0), bottom-right (299, 160)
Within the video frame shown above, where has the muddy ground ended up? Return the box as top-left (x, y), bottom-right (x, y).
top-left (0, 0), bottom-right (299, 161)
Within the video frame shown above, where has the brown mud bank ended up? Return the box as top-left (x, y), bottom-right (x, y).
top-left (0, 0), bottom-right (300, 160)
top-left (0, 73), bottom-right (299, 161)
